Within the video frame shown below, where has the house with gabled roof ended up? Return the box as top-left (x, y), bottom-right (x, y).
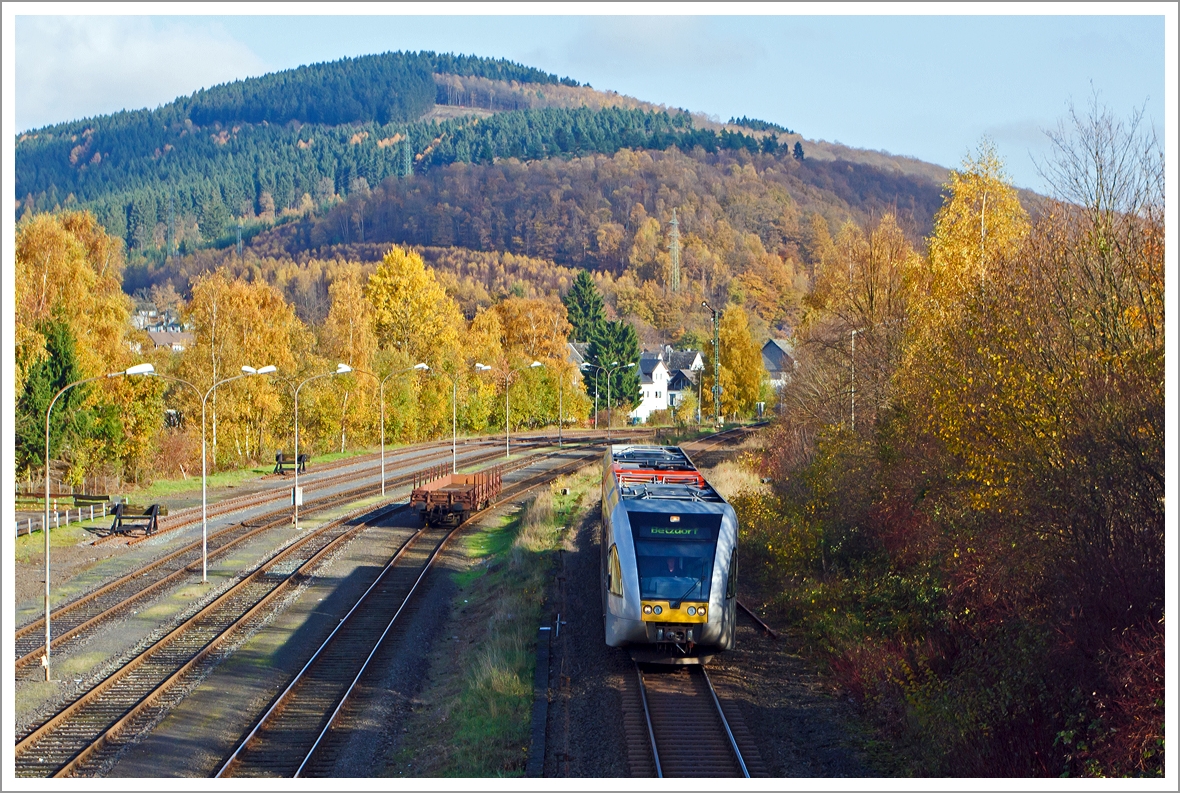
top-left (762, 338), bottom-right (796, 388)
top-left (631, 352), bottom-right (670, 422)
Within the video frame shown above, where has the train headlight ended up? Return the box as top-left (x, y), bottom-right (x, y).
top-left (699, 607), bottom-right (706, 618)
top-left (653, 605), bottom-right (663, 615)
top-left (687, 606), bottom-right (697, 616)
top-left (643, 605), bottom-right (653, 615)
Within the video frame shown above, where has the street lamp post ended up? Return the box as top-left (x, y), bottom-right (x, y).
top-left (603, 361), bottom-right (636, 443)
top-left (42, 362), bottom-right (156, 681)
top-left (352, 364), bottom-right (429, 493)
top-left (199, 365), bottom-right (276, 581)
top-left (140, 365), bottom-right (278, 584)
top-left (581, 363), bottom-right (605, 433)
top-left (479, 361), bottom-right (541, 459)
top-left (293, 364), bottom-right (352, 530)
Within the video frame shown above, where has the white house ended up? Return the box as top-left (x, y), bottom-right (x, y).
top-left (664, 348), bottom-right (705, 413)
top-left (630, 352), bottom-right (670, 423)
top-left (628, 347), bottom-right (706, 423)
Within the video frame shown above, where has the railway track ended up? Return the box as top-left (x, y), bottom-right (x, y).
top-left (93, 439), bottom-right (486, 546)
top-left (13, 443), bottom-right (514, 671)
top-left (14, 448), bottom-right (594, 778)
top-left (215, 449), bottom-right (600, 778)
top-left (13, 425), bottom-right (755, 778)
top-left (633, 664), bottom-right (761, 778)
top-left (12, 494), bottom-right (412, 777)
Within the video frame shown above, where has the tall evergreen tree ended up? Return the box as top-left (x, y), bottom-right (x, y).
top-left (16, 319), bottom-right (89, 473)
top-left (793, 141), bottom-right (805, 161)
top-left (584, 319), bottom-right (640, 408)
top-left (562, 270), bottom-right (606, 342)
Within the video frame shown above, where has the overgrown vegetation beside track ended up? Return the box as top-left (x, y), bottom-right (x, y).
top-left (730, 104), bottom-right (1164, 778)
top-left (387, 465), bottom-right (596, 777)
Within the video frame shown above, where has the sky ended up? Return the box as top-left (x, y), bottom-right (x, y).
top-left (10, 6), bottom-right (1170, 192)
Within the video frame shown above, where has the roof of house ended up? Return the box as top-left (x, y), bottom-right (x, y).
top-left (762, 338), bottom-right (795, 373)
top-left (638, 352), bottom-right (667, 385)
top-left (665, 350), bottom-right (703, 370)
top-left (668, 369), bottom-right (698, 391)
top-left (568, 341), bottom-right (590, 366)
top-left (146, 331), bottom-right (195, 349)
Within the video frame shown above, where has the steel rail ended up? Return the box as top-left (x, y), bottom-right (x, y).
top-left (635, 665), bottom-right (664, 778)
top-left (736, 600), bottom-right (779, 639)
top-left (14, 499), bottom-right (407, 778)
top-left (14, 443), bottom-right (511, 657)
top-left (218, 450), bottom-right (600, 778)
top-left (701, 665), bottom-right (750, 778)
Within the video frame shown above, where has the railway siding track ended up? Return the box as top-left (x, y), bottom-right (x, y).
top-left (14, 445), bottom-right (517, 668)
top-left (13, 500), bottom-right (408, 778)
top-left (217, 450), bottom-right (601, 778)
top-left (94, 442), bottom-right (470, 547)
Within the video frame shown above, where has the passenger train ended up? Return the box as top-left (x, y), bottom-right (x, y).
top-left (601, 445), bottom-right (738, 663)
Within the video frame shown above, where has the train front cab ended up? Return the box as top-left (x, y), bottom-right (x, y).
top-left (602, 496), bottom-right (738, 663)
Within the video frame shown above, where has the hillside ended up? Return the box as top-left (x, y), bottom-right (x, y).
top-left (16, 48), bottom-right (956, 345)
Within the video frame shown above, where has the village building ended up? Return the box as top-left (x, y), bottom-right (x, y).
top-left (762, 338), bottom-right (796, 389)
top-left (146, 330), bottom-right (195, 352)
top-left (630, 346), bottom-right (706, 423)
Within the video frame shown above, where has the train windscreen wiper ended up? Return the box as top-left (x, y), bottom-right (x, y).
top-left (669, 576), bottom-right (704, 608)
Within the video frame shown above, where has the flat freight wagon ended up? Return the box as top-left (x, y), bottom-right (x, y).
top-left (410, 464), bottom-right (502, 526)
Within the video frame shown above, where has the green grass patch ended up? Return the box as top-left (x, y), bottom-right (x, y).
top-left (387, 464), bottom-right (598, 777)
top-left (14, 523), bottom-right (93, 563)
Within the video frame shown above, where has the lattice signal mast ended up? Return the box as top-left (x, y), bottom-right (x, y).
top-left (669, 209), bottom-right (681, 292)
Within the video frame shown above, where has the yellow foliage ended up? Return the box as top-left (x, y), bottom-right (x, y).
top-left (14, 211), bottom-right (132, 394)
top-left (366, 246), bottom-right (462, 366)
top-left (703, 304), bottom-right (765, 418)
top-left (179, 270), bottom-right (307, 466)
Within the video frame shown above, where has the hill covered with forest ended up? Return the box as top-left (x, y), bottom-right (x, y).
top-left (16, 48), bottom-right (951, 345)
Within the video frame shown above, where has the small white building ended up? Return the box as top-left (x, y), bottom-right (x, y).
top-left (631, 352), bottom-right (670, 423)
top-left (630, 347), bottom-right (706, 423)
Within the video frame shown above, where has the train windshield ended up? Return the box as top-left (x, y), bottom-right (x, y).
top-left (628, 512), bottom-right (722, 602)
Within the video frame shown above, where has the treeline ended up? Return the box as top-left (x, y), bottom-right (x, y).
top-left (738, 107), bottom-right (1163, 776)
top-left (186, 51), bottom-right (437, 127)
top-left (126, 145), bottom-right (945, 348)
top-left (16, 212), bottom-right (770, 490)
top-left (728, 115), bottom-right (794, 134)
top-left (15, 103), bottom-right (778, 256)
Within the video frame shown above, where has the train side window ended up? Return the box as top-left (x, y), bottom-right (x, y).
top-left (608, 544), bottom-right (624, 597)
top-left (725, 547), bottom-right (738, 599)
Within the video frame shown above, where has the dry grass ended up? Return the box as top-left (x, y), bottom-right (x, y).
top-left (702, 458), bottom-right (768, 501)
top-left (387, 464), bottom-right (599, 777)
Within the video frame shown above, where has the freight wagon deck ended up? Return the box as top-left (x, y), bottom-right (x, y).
top-left (409, 464), bottom-right (502, 526)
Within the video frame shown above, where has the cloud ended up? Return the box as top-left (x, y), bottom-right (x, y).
top-left (16, 16), bottom-right (269, 131)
